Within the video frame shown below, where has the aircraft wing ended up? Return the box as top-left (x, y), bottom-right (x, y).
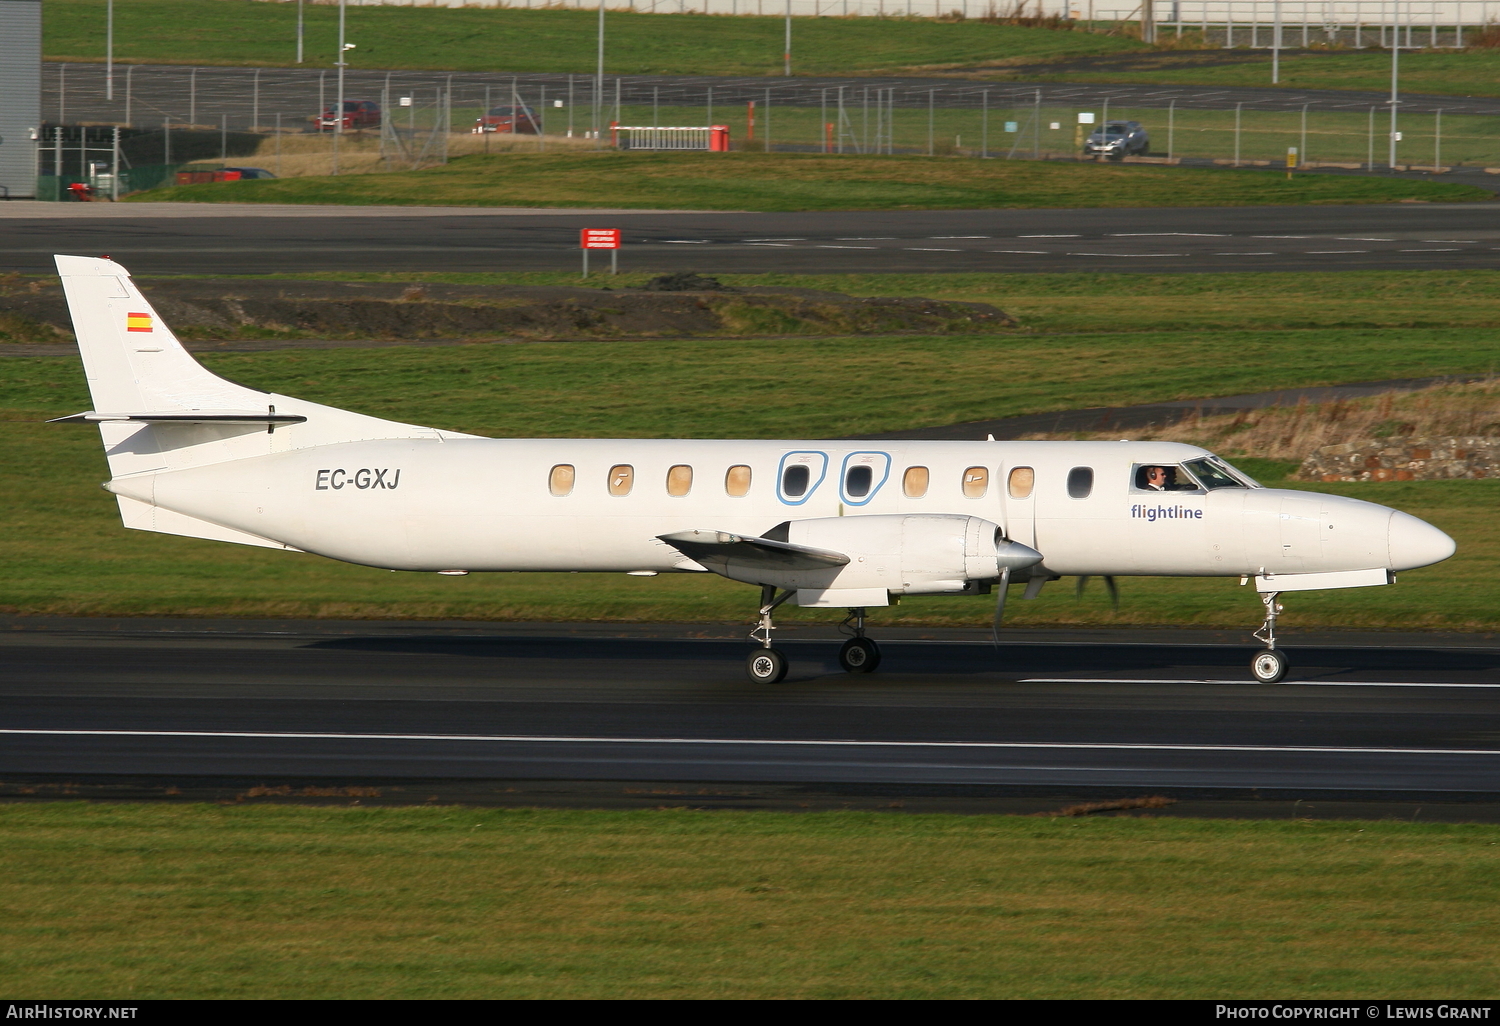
top-left (658, 530), bottom-right (850, 574)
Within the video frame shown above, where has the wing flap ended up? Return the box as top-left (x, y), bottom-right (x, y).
top-left (658, 530), bottom-right (849, 574)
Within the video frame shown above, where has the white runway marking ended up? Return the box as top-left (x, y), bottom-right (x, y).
top-left (1219, 252), bottom-right (1276, 256)
top-left (817, 245), bottom-right (877, 249)
top-left (1401, 248), bottom-right (1460, 252)
top-left (1022, 677), bottom-right (1500, 689)
top-left (1068, 252), bottom-right (1187, 258)
top-left (1307, 250), bottom-right (1367, 254)
top-left (991, 249), bottom-right (1049, 254)
top-left (1017, 234), bottom-right (1079, 238)
top-left (2, 728), bottom-right (1497, 757)
top-left (1109, 232), bottom-right (1229, 237)
top-left (906, 247), bottom-right (962, 252)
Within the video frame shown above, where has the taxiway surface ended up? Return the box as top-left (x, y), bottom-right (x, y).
top-left (3, 202), bottom-right (1499, 275)
top-left (6, 619), bottom-right (1500, 799)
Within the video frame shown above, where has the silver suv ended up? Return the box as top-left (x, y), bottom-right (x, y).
top-left (1085, 120), bottom-right (1149, 158)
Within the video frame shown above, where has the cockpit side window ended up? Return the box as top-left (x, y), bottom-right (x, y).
top-left (1182, 457), bottom-right (1249, 490)
top-left (1131, 463), bottom-right (1200, 493)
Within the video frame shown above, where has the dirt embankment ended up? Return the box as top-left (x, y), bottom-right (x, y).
top-left (0, 275), bottom-right (1013, 345)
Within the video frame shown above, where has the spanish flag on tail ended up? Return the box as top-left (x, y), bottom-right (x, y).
top-left (125, 311), bottom-right (153, 333)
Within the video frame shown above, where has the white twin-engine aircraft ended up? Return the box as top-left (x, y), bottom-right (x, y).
top-left (54, 255), bottom-right (1455, 684)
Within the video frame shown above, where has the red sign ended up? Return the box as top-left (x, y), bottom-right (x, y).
top-left (580, 229), bottom-right (621, 250)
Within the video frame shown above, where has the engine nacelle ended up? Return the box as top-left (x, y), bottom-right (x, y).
top-left (714, 513), bottom-right (1042, 606)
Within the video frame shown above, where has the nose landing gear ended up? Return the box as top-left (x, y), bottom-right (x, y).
top-left (1250, 590), bottom-right (1289, 684)
top-left (746, 585), bottom-right (793, 683)
top-left (838, 608), bottom-right (881, 673)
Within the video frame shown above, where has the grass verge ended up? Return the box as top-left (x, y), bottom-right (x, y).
top-left (44, 0), bottom-right (1140, 76)
top-left (1004, 47), bottom-right (1500, 100)
top-left (131, 151), bottom-right (1488, 210)
top-left (4, 804), bottom-right (1499, 999)
top-left (4, 317), bottom-right (1498, 628)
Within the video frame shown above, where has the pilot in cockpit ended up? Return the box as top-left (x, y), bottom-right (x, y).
top-left (1140, 465), bottom-right (1181, 491)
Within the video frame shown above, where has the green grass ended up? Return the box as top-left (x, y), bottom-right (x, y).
top-left (44, 0), bottom-right (1140, 76)
top-left (130, 150), bottom-right (1489, 209)
top-left (1007, 47), bottom-right (1500, 100)
top-left (4, 804), bottom-right (1499, 998)
top-left (5, 295), bottom-right (1500, 628)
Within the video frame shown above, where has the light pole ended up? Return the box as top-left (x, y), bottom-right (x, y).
top-left (1388, 15), bottom-right (1400, 170)
top-left (1272, 0), bottom-right (1281, 84)
top-left (784, 0), bottom-right (792, 76)
top-left (595, 0), bottom-right (605, 146)
top-left (106, 0), bottom-right (114, 101)
top-left (334, 0), bottom-right (352, 175)
top-left (297, 0), bottom-right (305, 64)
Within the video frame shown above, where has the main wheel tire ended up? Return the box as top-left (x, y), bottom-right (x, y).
top-left (1251, 649), bottom-right (1289, 684)
top-left (746, 647), bottom-right (789, 684)
top-left (838, 637), bottom-right (882, 674)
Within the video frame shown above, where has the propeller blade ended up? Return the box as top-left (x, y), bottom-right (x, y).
top-left (1104, 575), bottom-right (1120, 610)
top-left (992, 566), bottom-right (1011, 648)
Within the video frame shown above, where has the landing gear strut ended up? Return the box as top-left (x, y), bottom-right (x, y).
top-left (1250, 590), bottom-right (1289, 684)
top-left (837, 607), bottom-right (881, 673)
top-left (746, 584), bottom-right (793, 683)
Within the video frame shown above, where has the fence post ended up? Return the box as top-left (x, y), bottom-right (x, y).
top-left (981, 89), bottom-right (988, 158)
top-left (837, 86), bottom-right (845, 155)
top-left (927, 89), bottom-right (934, 156)
top-left (253, 69), bottom-right (260, 131)
top-left (162, 118), bottom-right (170, 166)
top-left (1233, 102), bottom-right (1241, 166)
top-left (111, 125), bottom-right (120, 201)
top-left (1435, 108), bottom-right (1441, 170)
top-left (766, 87), bottom-right (772, 153)
top-left (821, 89), bottom-right (827, 152)
top-left (275, 113), bottom-right (282, 176)
top-left (1300, 103), bottom-right (1307, 166)
top-left (190, 68), bottom-right (197, 126)
top-left (1167, 98), bottom-right (1174, 161)
top-left (125, 65), bottom-right (132, 127)
top-left (1367, 105), bottom-right (1374, 171)
top-left (1033, 89), bottom-right (1041, 160)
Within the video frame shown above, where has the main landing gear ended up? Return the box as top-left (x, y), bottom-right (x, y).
top-left (838, 608), bottom-right (881, 673)
top-left (1250, 590), bottom-right (1290, 684)
top-left (746, 585), bottom-right (793, 683)
top-left (744, 592), bottom-right (883, 683)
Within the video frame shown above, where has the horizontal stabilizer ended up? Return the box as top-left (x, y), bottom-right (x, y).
top-left (49, 410), bottom-right (308, 426)
top-left (658, 530), bottom-right (849, 574)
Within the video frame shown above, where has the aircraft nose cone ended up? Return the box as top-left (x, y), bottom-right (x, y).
top-left (1388, 510), bottom-right (1456, 571)
top-left (996, 539), bottom-right (1044, 571)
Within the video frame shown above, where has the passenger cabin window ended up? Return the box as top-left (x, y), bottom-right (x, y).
top-left (903, 466), bottom-right (929, 498)
top-left (962, 467), bottom-right (989, 498)
top-left (548, 464), bottom-right (575, 497)
top-left (1008, 467), bottom-right (1034, 499)
top-left (725, 465), bottom-right (752, 497)
top-left (845, 464), bottom-right (873, 498)
top-left (1132, 464), bottom-right (1201, 493)
top-left (782, 463), bottom-right (811, 498)
top-left (608, 464), bottom-right (634, 496)
top-left (666, 465), bottom-right (693, 497)
top-left (1067, 467), bottom-right (1094, 498)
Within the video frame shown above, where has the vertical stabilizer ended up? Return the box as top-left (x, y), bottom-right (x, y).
top-left (55, 254), bottom-right (269, 414)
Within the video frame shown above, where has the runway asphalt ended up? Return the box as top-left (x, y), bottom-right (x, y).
top-left (6, 618), bottom-right (1500, 811)
top-left (4, 201), bottom-right (1500, 275)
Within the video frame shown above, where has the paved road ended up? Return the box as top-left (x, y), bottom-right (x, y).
top-left (6, 618), bottom-right (1500, 801)
top-left (4, 202), bottom-right (1499, 275)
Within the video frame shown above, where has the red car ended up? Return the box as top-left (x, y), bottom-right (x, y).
top-left (316, 100), bottom-right (382, 132)
top-left (472, 105), bottom-right (542, 135)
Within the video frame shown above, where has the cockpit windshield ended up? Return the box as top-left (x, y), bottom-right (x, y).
top-left (1182, 456), bottom-right (1253, 489)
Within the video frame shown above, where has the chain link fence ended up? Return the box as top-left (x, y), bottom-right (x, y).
top-left (33, 62), bottom-right (1500, 198)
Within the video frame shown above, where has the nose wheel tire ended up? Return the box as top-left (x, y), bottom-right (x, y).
top-left (838, 637), bottom-right (882, 674)
top-left (1251, 649), bottom-right (1289, 684)
top-left (746, 648), bottom-right (789, 684)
